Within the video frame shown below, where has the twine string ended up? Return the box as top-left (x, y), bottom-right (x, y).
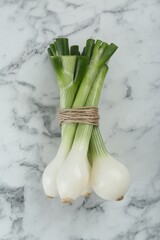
top-left (59, 106), bottom-right (99, 126)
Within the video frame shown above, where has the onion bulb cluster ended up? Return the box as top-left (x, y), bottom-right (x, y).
top-left (42, 150), bottom-right (131, 202)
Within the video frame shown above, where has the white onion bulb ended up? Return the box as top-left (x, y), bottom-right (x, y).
top-left (42, 157), bottom-right (63, 198)
top-left (91, 155), bottom-right (131, 201)
top-left (56, 153), bottom-right (91, 203)
top-left (82, 178), bottom-right (92, 197)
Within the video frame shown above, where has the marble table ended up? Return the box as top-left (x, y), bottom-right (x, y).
top-left (0, 0), bottom-right (160, 239)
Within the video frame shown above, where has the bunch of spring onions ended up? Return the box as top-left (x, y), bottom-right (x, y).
top-left (42, 38), bottom-right (131, 203)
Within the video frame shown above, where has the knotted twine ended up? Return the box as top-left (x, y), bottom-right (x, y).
top-left (59, 106), bottom-right (99, 126)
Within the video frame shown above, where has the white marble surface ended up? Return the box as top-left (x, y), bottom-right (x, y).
top-left (0, 0), bottom-right (160, 239)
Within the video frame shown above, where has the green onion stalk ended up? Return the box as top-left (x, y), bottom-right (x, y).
top-left (42, 38), bottom-right (131, 202)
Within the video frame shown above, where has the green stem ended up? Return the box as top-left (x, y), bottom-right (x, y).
top-left (71, 66), bottom-right (108, 155)
top-left (50, 56), bottom-right (76, 89)
top-left (89, 127), bottom-right (109, 160)
top-left (79, 40), bottom-right (118, 164)
top-left (48, 38), bottom-right (118, 163)
top-left (55, 38), bottom-right (69, 55)
top-left (56, 65), bottom-right (108, 160)
top-left (49, 54), bottom-right (88, 135)
top-left (60, 56), bottom-right (88, 134)
top-left (70, 45), bottom-right (80, 55)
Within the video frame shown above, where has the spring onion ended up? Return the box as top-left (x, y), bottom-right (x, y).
top-left (56, 65), bottom-right (108, 202)
top-left (42, 38), bottom-right (131, 203)
top-left (90, 127), bottom-right (131, 201)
